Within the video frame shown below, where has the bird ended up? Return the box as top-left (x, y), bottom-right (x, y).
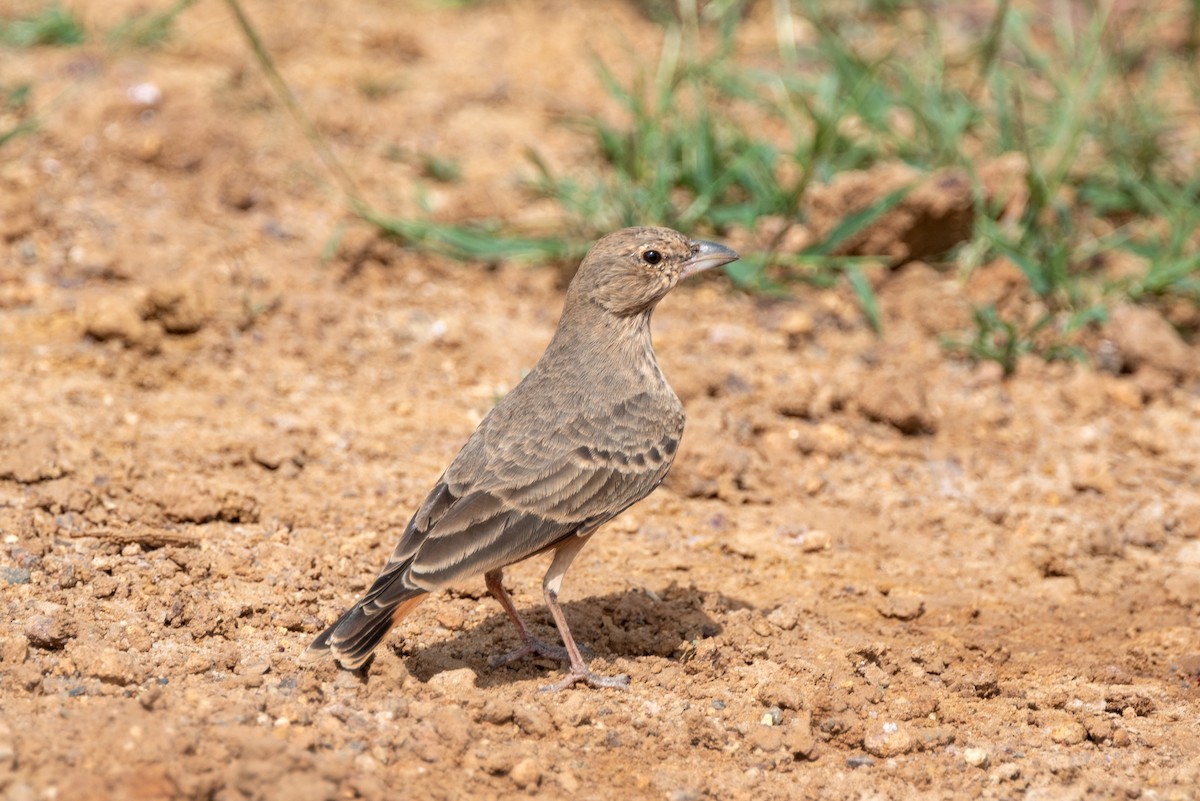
top-left (303, 226), bottom-right (739, 691)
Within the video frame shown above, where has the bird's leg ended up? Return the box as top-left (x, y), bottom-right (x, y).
top-left (484, 568), bottom-right (573, 666)
top-left (537, 535), bottom-right (629, 692)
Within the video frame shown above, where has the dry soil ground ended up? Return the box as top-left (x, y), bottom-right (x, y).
top-left (1, 1), bottom-right (1199, 800)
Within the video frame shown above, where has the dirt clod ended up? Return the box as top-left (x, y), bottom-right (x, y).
top-left (1105, 305), bottom-right (1193, 377)
top-left (856, 371), bottom-right (936, 435)
top-left (0, 431), bottom-right (69, 483)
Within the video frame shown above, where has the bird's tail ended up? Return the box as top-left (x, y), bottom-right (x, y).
top-left (302, 585), bottom-right (428, 670)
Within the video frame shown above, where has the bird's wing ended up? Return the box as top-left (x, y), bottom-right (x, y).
top-left (383, 389), bottom-right (682, 588)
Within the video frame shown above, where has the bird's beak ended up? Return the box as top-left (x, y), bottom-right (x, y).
top-left (681, 239), bottom-right (739, 280)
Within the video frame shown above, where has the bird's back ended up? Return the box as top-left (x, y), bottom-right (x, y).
top-left (392, 318), bottom-right (684, 585)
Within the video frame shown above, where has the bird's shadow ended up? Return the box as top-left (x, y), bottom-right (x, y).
top-left (363, 583), bottom-right (752, 689)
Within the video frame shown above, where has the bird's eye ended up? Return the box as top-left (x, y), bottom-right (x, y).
top-left (642, 250), bottom-right (662, 265)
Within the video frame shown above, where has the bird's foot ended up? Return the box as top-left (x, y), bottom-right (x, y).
top-left (490, 637), bottom-right (583, 667)
top-left (537, 667), bottom-right (630, 693)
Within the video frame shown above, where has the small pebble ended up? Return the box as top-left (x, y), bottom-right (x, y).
top-left (797, 529), bottom-right (831, 553)
top-left (427, 667), bottom-right (477, 695)
top-left (510, 757), bottom-right (541, 789)
top-left (138, 686), bottom-right (162, 711)
top-left (126, 82), bottom-right (162, 106)
top-left (435, 605), bottom-right (466, 631)
top-left (1049, 720), bottom-right (1087, 745)
top-left (963, 747), bottom-right (990, 768)
top-left (235, 658), bottom-right (271, 677)
top-left (0, 567), bottom-right (31, 585)
top-left (863, 725), bottom-right (914, 757)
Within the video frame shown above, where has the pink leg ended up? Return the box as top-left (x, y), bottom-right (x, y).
top-left (485, 569), bottom-right (573, 665)
top-left (534, 535), bottom-right (628, 692)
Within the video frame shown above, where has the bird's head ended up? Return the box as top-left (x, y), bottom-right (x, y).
top-left (568, 227), bottom-right (740, 317)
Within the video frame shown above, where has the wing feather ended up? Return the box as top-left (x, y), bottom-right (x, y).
top-left (376, 388), bottom-right (683, 592)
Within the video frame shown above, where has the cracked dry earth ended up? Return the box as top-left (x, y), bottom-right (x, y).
top-left (2, 1), bottom-right (1200, 800)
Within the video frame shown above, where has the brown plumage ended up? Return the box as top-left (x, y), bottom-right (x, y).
top-left (304, 226), bottom-right (739, 690)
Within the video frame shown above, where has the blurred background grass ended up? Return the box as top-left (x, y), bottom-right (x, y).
top-left (3, 0), bottom-right (1198, 374)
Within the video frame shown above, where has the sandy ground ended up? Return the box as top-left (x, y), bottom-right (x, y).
top-left (2, 1), bottom-right (1199, 799)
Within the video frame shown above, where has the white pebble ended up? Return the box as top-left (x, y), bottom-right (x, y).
top-left (963, 747), bottom-right (990, 768)
top-left (127, 82), bottom-right (162, 106)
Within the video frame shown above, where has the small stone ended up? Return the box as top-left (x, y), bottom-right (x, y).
top-left (550, 692), bottom-right (591, 728)
top-left (0, 567), bottom-right (30, 585)
top-left (81, 295), bottom-right (162, 352)
top-left (427, 666), bottom-right (477, 695)
top-left (745, 725), bottom-right (784, 753)
top-left (0, 431), bottom-right (69, 483)
top-left (235, 658), bottom-right (271, 676)
top-left (556, 770), bottom-right (580, 793)
top-left (795, 529), bottom-right (831, 553)
top-left (963, 747), bottom-right (990, 768)
top-left (784, 712), bottom-right (817, 759)
top-left (1111, 728), bottom-right (1131, 748)
top-left (1105, 304), bottom-right (1192, 376)
top-left (863, 724), bottom-right (914, 757)
top-left (477, 698), bottom-right (514, 725)
top-left (756, 682), bottom-right (804, 711)
top-left (993, 762), bottom-right (1021, 782)
top-left (510, 758), bottom-right (541, 789)
top-left (138, 686), bottom-right (162, 711)
top-left (1120, 502), bottom-right (1168, 549)
top-left (435, 605), bottom-right (466, 631)
top-left (142, 281), bottom-right (210, 335)
top-left (779, 308), bottom-right (815, 340)
top-left (91, 574), bottom-right (118, 598)
top-left (915, 726), bottom-right (956, 750)
top-left (1084, 716), bottom-right (1114, 743)
top-left (1106, 693), bottom-right (1154, 717)
top-left (793, 423), bottom-right (853, 457)
top-left (24, 611), bottom-right (75, 649)
top-left (251, 437), bottom-right (297, 471)
top-left (1048, 719), bottom-right (1087, 745)
top-left (1070, 455), bottom-right (1115, 494)
top-left (1, 635), bottom-right (29, 665)
top-left (957, 668), bottom-right (1000, 698)
top-left (857, 371), bottom-right (936, 435)
top-left (766, 602), bottom-right (801, 631)
top-left (514, 705), bottom-right (554, 737)
top-left (876, 590), bottom-right (925, 621)
top-left (77, 646), bottom-right (137, 685)
top-left (1131, 366), bottom-right (1176, 399)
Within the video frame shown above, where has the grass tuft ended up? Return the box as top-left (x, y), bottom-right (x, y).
top-left (0, 4), bottom-right (86, 47)
top-left (106, 0), bottom-right (196, 49)
top-left (220, 0), bottom-right (1198, 365)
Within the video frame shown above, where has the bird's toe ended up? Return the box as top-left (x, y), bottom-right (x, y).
top-left (537, 667), bottom-right (629, 693)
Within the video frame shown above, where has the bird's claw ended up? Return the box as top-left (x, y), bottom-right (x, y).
top-left (537, 669), bottom-right (630, 693)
